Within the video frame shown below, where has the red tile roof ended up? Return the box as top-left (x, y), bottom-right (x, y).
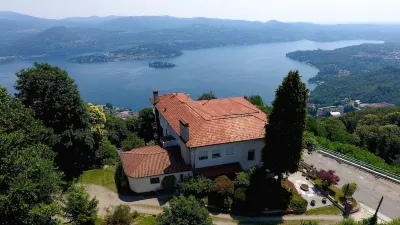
top-left (196, 163), bottom-right (242, 178)
top-left (150, 93), bottom-right (268, 148)
top-left (120, 145), bottom-right (192, 178)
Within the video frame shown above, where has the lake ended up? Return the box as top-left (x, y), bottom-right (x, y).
top-left (0, 40), bottom-right (382, 111)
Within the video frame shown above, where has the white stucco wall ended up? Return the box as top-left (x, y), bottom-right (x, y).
top-left (157, 110), bottom-right (264, 171)
top-left (127, 171), bottom-right (193, 193)
top-left (158, 113), bottom-right (191, 164)
top-left (191, 139), bottom-right (264, 171)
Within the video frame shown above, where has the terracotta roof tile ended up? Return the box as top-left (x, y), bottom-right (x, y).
top-left (151, 93), bottom-right (268, 148)
top-left (120, 145), bottom-right (192, 178)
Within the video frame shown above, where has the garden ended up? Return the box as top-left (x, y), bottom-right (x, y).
top-left (307, 168), bottom-right (358, 210)
top-left (178, 168), bottom-right (308, 215)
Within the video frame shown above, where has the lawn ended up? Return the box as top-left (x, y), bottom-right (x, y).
top-left (135, 215), bottom-right (157, 225)
top-left (305, 205), bottom-right (342, 215)
top-left (312, 179), bottom-right (357, 208)
top-left (78, 166), bottom-right (117, 192)
top-left (231, 220), bottom-right (338, 225)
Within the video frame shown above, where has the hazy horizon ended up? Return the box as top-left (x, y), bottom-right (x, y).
top-left (1, 0), bottom-right (400, 24)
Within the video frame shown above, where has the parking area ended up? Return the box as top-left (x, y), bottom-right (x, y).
top-left (288, 172), bottom-right (332, 209)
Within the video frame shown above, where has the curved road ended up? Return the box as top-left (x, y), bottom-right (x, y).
top-left (303, 151), bottom-right (400, 219)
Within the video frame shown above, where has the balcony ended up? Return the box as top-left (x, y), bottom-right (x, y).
top-left (161, 135), bottom-right (178, 148)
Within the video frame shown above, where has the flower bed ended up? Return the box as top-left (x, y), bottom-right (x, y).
top-left (300, 184), bottom-right (309, 191)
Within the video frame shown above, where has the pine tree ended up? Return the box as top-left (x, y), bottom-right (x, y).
top-left (262, 70), bottom-right (309, 176)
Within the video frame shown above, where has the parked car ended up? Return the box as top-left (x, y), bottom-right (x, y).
top-left (322, 198), bottom-right (327, 204)
top-left (310, 200), bottom-right (316, 206)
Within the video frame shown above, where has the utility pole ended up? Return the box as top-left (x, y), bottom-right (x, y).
top-left (371, 196), bottom-right (384, 225)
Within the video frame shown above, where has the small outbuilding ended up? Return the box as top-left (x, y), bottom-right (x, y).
top-left (121, 145), bottom-right (192, 193)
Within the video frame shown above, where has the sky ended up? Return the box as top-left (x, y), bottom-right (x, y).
top-left (1, 0), bottom-right (399, 23)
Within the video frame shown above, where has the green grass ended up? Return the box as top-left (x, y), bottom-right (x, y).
top-left (78, 166), bottom-right (117, 192)
top-left (312, 179), bottom-right (357, 208)
top-left (135, 215), bottom-right (157, 225)
top-left (230, 220), bottom-right (338, 225)
top-left (306, 205), bottom-right (342, 215)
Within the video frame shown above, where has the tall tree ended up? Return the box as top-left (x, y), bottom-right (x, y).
top-left (14, 63), bottom-right (95, 177)
top-left (263, 70), bottom-right (309, 176)
top-left (0, 86), bottom-right (63, 225)
top-left (137, 107), bottom-right (156, 143)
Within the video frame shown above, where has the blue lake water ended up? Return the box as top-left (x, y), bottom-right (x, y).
top-left (0, 40), bottom-right (382, 111)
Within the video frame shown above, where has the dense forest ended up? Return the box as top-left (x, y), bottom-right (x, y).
top-left (287, 43), bottom-right (400, 106)
top-left (305, 107), bottom-right (400, 174)
top-left (310, 67), bottom-right (400, 105)
top-left (0, 62), bottom-right (156, 224)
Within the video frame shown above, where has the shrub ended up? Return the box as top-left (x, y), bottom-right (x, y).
top-left (234, 168), bottom-right (254, 188)
top-left (114, 159), bottom-right (129, 193)
top-left (156, 195), bottom-right (213, 225)
top-left (224, 197), bottom-right (233, 209)
top-left (213, 175), bottom-right (234, 197)
top-left (335, 219), bottom-right (359, 225)
top-left (63, 186), bottom-right (99, 225)
top-left (387, 218), bottom-right (400, 225)
top-left (96, 138), bottom-right (118, 166)
top-left (317, 169), bottom-right (340, 189)
top-left (200, 196), bottom-right (208, 205)
top-left (341, 183), bottom-right (358, 197)
top-left (179, 176), bottom-right (213, 198)
top-left (161, 175), bottom-right (176, 192)
top-left (211, 175), bottom-right (234, 208)
top-left (234, 188), bottom-right (247, 202)
top-left (102, 204), bottom-right (139, 225)
top-left (234, 172), bottom-right (250, 188)
top-left (301, 221), bottom-right (321, 225)
top-left (289, 195), bottom-right (308, 211)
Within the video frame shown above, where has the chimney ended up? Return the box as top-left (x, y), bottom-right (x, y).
top-left (153, 89), bottom-right (159, 104)
top-left (179, 119), bottom-right (189, 142)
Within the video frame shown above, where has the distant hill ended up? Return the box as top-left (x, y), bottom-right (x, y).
top-left (286, 43), bottom-right (400, 106)
top-left (3, 11), bottom-right (400, 58)
top-left (0, 26), bottom-right (101, 57)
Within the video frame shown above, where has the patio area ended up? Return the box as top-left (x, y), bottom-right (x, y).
top-left (288, 172), bottom-right (333, 209)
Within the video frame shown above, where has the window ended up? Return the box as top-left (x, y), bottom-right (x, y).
top-left (226, 147), bottom-right (234, 155)
top-left (198, 151), bottom-right (208, 160)
top-left (212, 149), bottom-right (221, 158)
top-left (248, 150), bottom-right (255, 161)
top-left (150, 177), bottom-right (160, 184)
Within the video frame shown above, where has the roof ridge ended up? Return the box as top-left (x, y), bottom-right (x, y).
top-left (183, 101), bottom-right (209, 121)
top-left (228, 97), bottom-right (259, 113)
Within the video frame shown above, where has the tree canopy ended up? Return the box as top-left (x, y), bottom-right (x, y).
top-left (63, 185), bottom-right (99, 225)
top-left (156, 195), bottom-right (213, 225)
top-left (263, 70), bottom-right (309, 175)
top-left (14, 62), bottom-right (96, 177)
top-left (197, 91), bottom-right (217, 100)
top-left (0, 86), bottom-right (63, 225)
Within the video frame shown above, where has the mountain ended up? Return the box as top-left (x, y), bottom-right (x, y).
top-left (0, 26), bottom-right (102, 57)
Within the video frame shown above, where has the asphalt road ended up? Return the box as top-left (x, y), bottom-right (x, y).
top-left (303, 151), bottom-right (400, 219)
